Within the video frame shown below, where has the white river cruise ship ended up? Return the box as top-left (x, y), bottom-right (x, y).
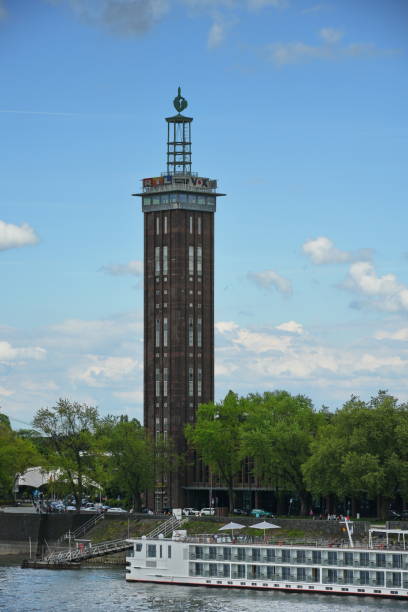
top-left (126, 523), bottom-right (408, 600)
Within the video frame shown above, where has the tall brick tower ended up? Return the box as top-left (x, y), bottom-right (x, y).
top-left (135, 89), bottom-right (224, 510)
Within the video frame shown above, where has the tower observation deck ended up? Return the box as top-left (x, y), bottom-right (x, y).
top-left (134, 88), bottom-right (225, 510)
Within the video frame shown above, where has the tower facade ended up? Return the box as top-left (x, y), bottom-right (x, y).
top-left (135, 90), bottom-right (224, 510)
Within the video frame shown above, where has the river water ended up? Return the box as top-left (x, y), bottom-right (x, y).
top-left (0, 565), bottom-right (406, 612)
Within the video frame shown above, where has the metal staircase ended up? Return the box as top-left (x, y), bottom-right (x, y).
top-left (145, 514), bottom-right (184, 538)
top-left (57, 512), bottom-right (105, 544)
top-left (43, 538), bottom-right (132, 564)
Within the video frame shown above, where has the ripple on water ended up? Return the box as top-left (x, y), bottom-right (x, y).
top-left (0, 567), bottom-right (406, 612)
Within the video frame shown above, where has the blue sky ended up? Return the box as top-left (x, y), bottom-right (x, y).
top-left (1, 0), bottom-right (407, 427)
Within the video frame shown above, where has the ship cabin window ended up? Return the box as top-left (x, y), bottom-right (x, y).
top-left (376, 571), bottom-right (384, 586)
top-left (312, 551), bottom-right (321, 564)
top-left (251, 549), bottom-right (260, 562)
top-left (208, 547), bottom-right (216, 560)
top-left (328, 551), bottom-right (337, 565)
top-left (344, 570), bottom-right (353, 584)
top-left (282, 567), bottom-right (291, 580)
top-left (266, 549), bottom-right (276, 562)
top-left (392, 554), bottom-right (402, 568)
top-left (136, 543), bottom-right (143, 552)
top-left (376, 553), bottom-right (385, 567)
top-left (168, 545), bottom-right (171, 558)
top-left (147, 544), bottom-right (156, 558)
top-left (296, 550), bottom-right (306, 563)
top-left (344, 552), bottom-right (353, 566)
top-left (282, 549), bottom-right (290, 563)
top-left (297, 568), bottom-right (306, 581)
top-left (359, 571), bottom-right (369, 585)
top-left (359, 552), bottom-right (369, 566)
top-left (223, 547), bottom-right (231, 561)
top-left (231, 564), bottom-right (245, 579)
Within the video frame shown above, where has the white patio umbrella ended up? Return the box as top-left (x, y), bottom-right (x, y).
top-left (251, 520), bottom-right (281, 538)
top-left (218, 521), bottom-right (245, 538)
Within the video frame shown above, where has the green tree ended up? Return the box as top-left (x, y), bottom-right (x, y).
top-left (303, 391), bottom-right (408, 518)
top-left (33, 399), bottom-right (100, 510)
top-left (0, 415), bottom-right (42, 498)
top-left (185, 391), bottom-right (246, 512)
top-left (242, 391), bottom-right (323, 515)
top-left (97, 416), bottom-right (154, 510)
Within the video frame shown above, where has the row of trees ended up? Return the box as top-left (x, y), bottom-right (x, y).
top-left (185, 390), bottom-right (408, 518)
top-left (0, 400), bottom-right (155, 509)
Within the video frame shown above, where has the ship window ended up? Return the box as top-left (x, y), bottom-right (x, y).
top-left (328, 551), bottom-right (337, 565)
top-left (312, 551), bottom-right (321, 564)
top-left (136, 544), bottom-right (142, 552)
top-left (359, 571), bottom-right (369, 585)
top-left (297, 568), bottom-right (306, 581)
top-left (147, 544), bottom-right (156, 558)
top-left (168, 545), bottom-right (171, 559)
top-left (376, 553), bottom-right (385, 567)
top-left (282, 567), bottom-right (290, 579)
top-left (160, 545), bottom-right (162, 559)
top-left (344, 552), bottom-right (353, 566)
top-left (392, 554), bottom-right (402, 568)
top-left (282, 550), bottom-right (290, 563)
top-left (360, 552), bottom-right (369, 566)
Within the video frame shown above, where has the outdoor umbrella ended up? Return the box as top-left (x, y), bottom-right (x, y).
top-left (218, 522), bottom-right (245, 538)
top-left (251, 520), bottom-right (281, 538)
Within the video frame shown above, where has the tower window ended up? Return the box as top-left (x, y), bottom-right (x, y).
top-left (189, 216), bottom-right (193, 233)
top-left (197, 246), bottom-right (202, 276)
top-left (197, 217), bottom-right (202, 235)
top-left (197, 368), bottom-right (202, 397)
top-left (163, 317), bottom-right (168, 347)
top-left (188, 367), bottom-right (194, 397)
top-left (155, 319), bottom-right (160, 347)
top-left (155, 368), bottom-right (161, 397)
top-left (188, 316), bottom-right (193, 347)
top-left (164, 216), bottom-right (168, 234)
top-left (197, 317), bottom-right (202, 348)
top-left (156, 217), bottom-right (160, 235)
top-left (163, 368), bottom-right (168, 397)
top-left (188, 246), bottom-right (194, 275)
top-left (155, 246), bottom-right (160, 274)
top-left (163, 246), bottom-right (168, 275)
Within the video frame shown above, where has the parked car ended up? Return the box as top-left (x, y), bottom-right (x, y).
top-left (250, 508), bottom-right (273, 518)
top-left (65, 505), bottom-right (77, 511)
top-left (389, 509), bottom-right (408, 520)
top-left (82, 506), bottom-right (98, 512)
top-left (233, 508), bottom-right (247, 515)
top-left (107, 507), bottom-right (127, 513)
top-left (200, 507), bottom-right (215, 516)
top-left (182, 508), bottom-right (200, 516)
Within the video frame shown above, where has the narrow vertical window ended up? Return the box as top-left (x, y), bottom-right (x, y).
top-left (197, 216), bottom-right (201, 235)
top-left (155, 319), bottom-right (160, 347)
top-left (188, 246), bottom-right (194, 275)
top-left (155, 368), bottom-right (161, 397)
top-left (155, 246), bottom-right (160, 274)
top-left (163, 246), bottom-right (168, 275)
top-left (188, 367), bottom-right (194, 396)
top-left (163, 317), bottom-right (168, 347)
top-left (188, 316), bottom-right (194, 347)
top-left (197, 317), bottom-right (202, 348)
top-left (156, 217), bottom-right (160, 235)
top-left (189, 216), bottom-right (193, 234)
top-left (164, 216), bottom-right (168, 234)
top-left (197, 368), bottom-right (202, 397)
top-left (197, 246), bottom-right (202, 276)
top-left (163, 368), bottom-right (168, 397)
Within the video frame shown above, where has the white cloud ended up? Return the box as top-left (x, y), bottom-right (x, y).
top-left (302, 236), bottom-right (372, 264)
top-left (71, 355), bottom-right (139, 387)
top-left (216, 321), bottom-right (292, 353)
top-left (113, 390), bottom-right (143, 403)
top-left (0, 0), bottom-right (7, 20)
top-left (319, 27), bottom-right (343, 44)
top-left (266, 33), bottom-right (394, 66)
top-left (0, 386), bottom-right (13, 397)
top-left (375, 328), bottom-right (408, 341)
top-left (0, 341), bottom-right (46, 364)
top-left (208, 20), bottom-right (225, 48)
top-left (344, 261), bottom-right (408, 312)
top-left (101, 260), bottom-right (143, 276)
top-left (276, 320), bottom-right (304, 334)
top-left (247, 0), bottom-right (287, 8)
top-left (301, 4), bottom-right (327, 14)
top-left (0, 220), bottom-right (39, 251)
top-left (248, 269), bottom-right (292, 295)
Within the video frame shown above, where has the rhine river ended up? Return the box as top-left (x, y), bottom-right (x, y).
top-left (0, 566), bottom-right (406, 612)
